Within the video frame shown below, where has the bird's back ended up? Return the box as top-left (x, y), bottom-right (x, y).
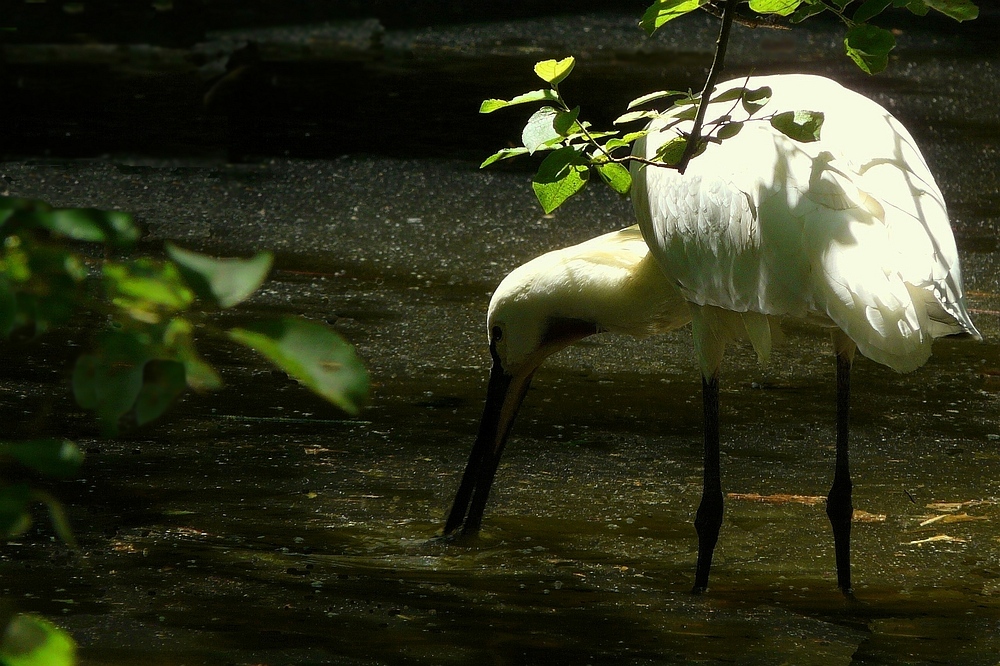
top-left (631, 74), bottom-right (980, 372)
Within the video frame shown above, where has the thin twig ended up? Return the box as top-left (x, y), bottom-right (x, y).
top-left (676, 0), bottom-right (737, 174)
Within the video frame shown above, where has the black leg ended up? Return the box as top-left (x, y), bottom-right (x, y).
top-left (693, 373), bottom-right (724, 594)
top-left (827, 351), bottom-right (854, 595)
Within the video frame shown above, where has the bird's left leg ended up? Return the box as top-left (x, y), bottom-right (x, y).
top-left (693, 372), bottom-right (723, 593)
top-left (827, 331), bottom-right (857, 596)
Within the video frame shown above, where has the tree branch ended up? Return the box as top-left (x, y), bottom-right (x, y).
top-left (676, 0), bottom-right (737, 174)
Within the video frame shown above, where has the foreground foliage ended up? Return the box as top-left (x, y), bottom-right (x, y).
top-left (0, 195), bottom-right (370, 664)
top-left (480, 0), bottom-right (979, 213)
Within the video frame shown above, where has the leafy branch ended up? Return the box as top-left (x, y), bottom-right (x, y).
top-left (479, 0), bottom-right (978, 213)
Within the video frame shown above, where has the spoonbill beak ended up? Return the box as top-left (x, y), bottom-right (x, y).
top-left (443, 354), bottom-right (533, 536)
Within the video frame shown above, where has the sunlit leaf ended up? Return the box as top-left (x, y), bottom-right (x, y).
top-left (0, 614), bottom-right (76, 666)
top-left (614, 109), bottom-right (660, 125)
top-left (44, 208), bottom-right (139, 247)
top-left (627, 90), bottom-right (687, 110)
top-left (553, 107), bottom-right (581, 136)
top-left (480, 147), bottom-right (530, 168)
top-left (166, 243), bottom-right (273, 309)
top-left (0, 440), bottom-right (83, 478)
top-left (749, 0), bottom-right (804, 15)
top-left (479, 89), bottom-right (560, 114)
top-left (844, 24), bottom-right (896, 74)
top-left (522, 107), bottom-right (562, 155)
top-left (923, 0), bottom-right (978, 20)
top-left (770, 110), bottom-right (825, 142)
top-left (161, 318), bottom-right (223, 391)
top-left (596, 162), bottom-right (632, 195)
top-left (228, 317), bottom-right (369, 415)
top-left (654, 135), bottom-right (690, 165)
top-left (533, 57), bottom-right (575, 86)
top-left (530, 146), bottom-right (589, 214)
top-left (104, 259), bottom-right (194, 317)
top-left (640, 0), bottom-right (707, 34)
top-left (603, 130), bottom-right (648, 152)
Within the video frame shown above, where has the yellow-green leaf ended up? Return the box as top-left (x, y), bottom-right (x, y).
top-left (533, 57), bottom-right (575, 86)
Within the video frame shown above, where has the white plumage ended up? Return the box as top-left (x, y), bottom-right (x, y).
top-left (446, 73), bottom-right (980, 595)
top-left (632, 74), bottom-right (980, 375)
top-left (631, 72), bottom-right (980, 594)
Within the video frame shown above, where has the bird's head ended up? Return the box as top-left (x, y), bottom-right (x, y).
top-left (444, 225), bottom-right (688, 536)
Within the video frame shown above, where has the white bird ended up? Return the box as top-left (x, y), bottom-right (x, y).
top-left (444, 225), bottom-right (690, 535)
top-left (445, 73), bottom-right (980, 596)
top-left (630, 73), bottom-right (981, 594)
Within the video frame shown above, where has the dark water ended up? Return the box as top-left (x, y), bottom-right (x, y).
top-left (2, 9), bottom-right (1000, 666)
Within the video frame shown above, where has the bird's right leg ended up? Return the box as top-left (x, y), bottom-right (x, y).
top-left (693, 372), bottom-right (724, 593)
top-left (827, 333), bottom-right (857, 596)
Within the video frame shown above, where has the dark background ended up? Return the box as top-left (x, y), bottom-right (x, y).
top-left (2, 2), bottom-right (996, 161)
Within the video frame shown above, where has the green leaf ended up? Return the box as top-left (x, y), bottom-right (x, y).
top-left (227, 317), bottom-right (369, 415)
top-left (533, 57), bottom-right (575, 86)
top-left (479, 89), bottom-right (560, 114)
top-left (627, 90), bottom-right (687, 110)
top-left (844, 24), bottom-right (896, 74)
top-left (742, 86), bottom-right (772, 115)
top-left (530, 146), bottom-right (589, 214)
top-left (165, 244), bottom-right (273, 309)
top-left (0, 440), bottom-right (83, 478)
top-left (104, 259), bottom-right (194, 317)
top-left (709, 87), bottom-right (746, 104)
top-left (790, 1), bottom-right (827, 21)
top-left (749, 0), bottom-right (804, 15)
top-left (603, 130), bottom-right (648, 153)
top-left (854, 0), bottom-right (893, 22)
top-left (480, 147), bottom-right (530, 168)
top-left (903, 0), bottom-right (930, 15)
top-left (0, 278), bottom-right (15, 337)
top-left (596, 162), bottom-right (632, 195)
top-left (614, 109), bottom-right (660, 125)
top-left (161, 318), bottom-right (223, 391)
top-left (0, 614), bottom-right (76, 666)
top-left (770, 110), bottom-right (825, 142)
top-left (522, 107), bottom-right (562, 155)
top-left (640, 0), bottom-right (706, 34)
top-left (654, 135), bottom-right (691, 166)
top-left (72, 330), bottom-right (148, 432)
top-left (554, 107), bottom-right (581, 136)
top-left (923, 0), bottom-right (978, 20)
top-left (135, 360), bottom-right (187, 426)
top-left (43, 208), bottom-right (139, 247)
top-left (716, 121), bottom-right (744, 139)
top-left (0, 484), bottom-right (32, 539)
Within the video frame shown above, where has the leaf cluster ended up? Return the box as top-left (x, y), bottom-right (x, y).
top-left (480, 60), bottom-right (823, 213)
top-left (0, 195), bottom-right (370, 547)
top-left (643, 0), bottom-right (978, 75)
top-left (478, 0), bottom-right (977, 213)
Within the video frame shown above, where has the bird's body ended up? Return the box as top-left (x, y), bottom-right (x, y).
top-left (632, 74), bottom-right (978, 375)
top-left (632, 73), bottom-right (980, 593)
top-left (445, 73), bottom-right (980, 594)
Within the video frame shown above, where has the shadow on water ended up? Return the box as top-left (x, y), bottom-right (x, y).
top-left (2, 7), bottom-right (1000, 666)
